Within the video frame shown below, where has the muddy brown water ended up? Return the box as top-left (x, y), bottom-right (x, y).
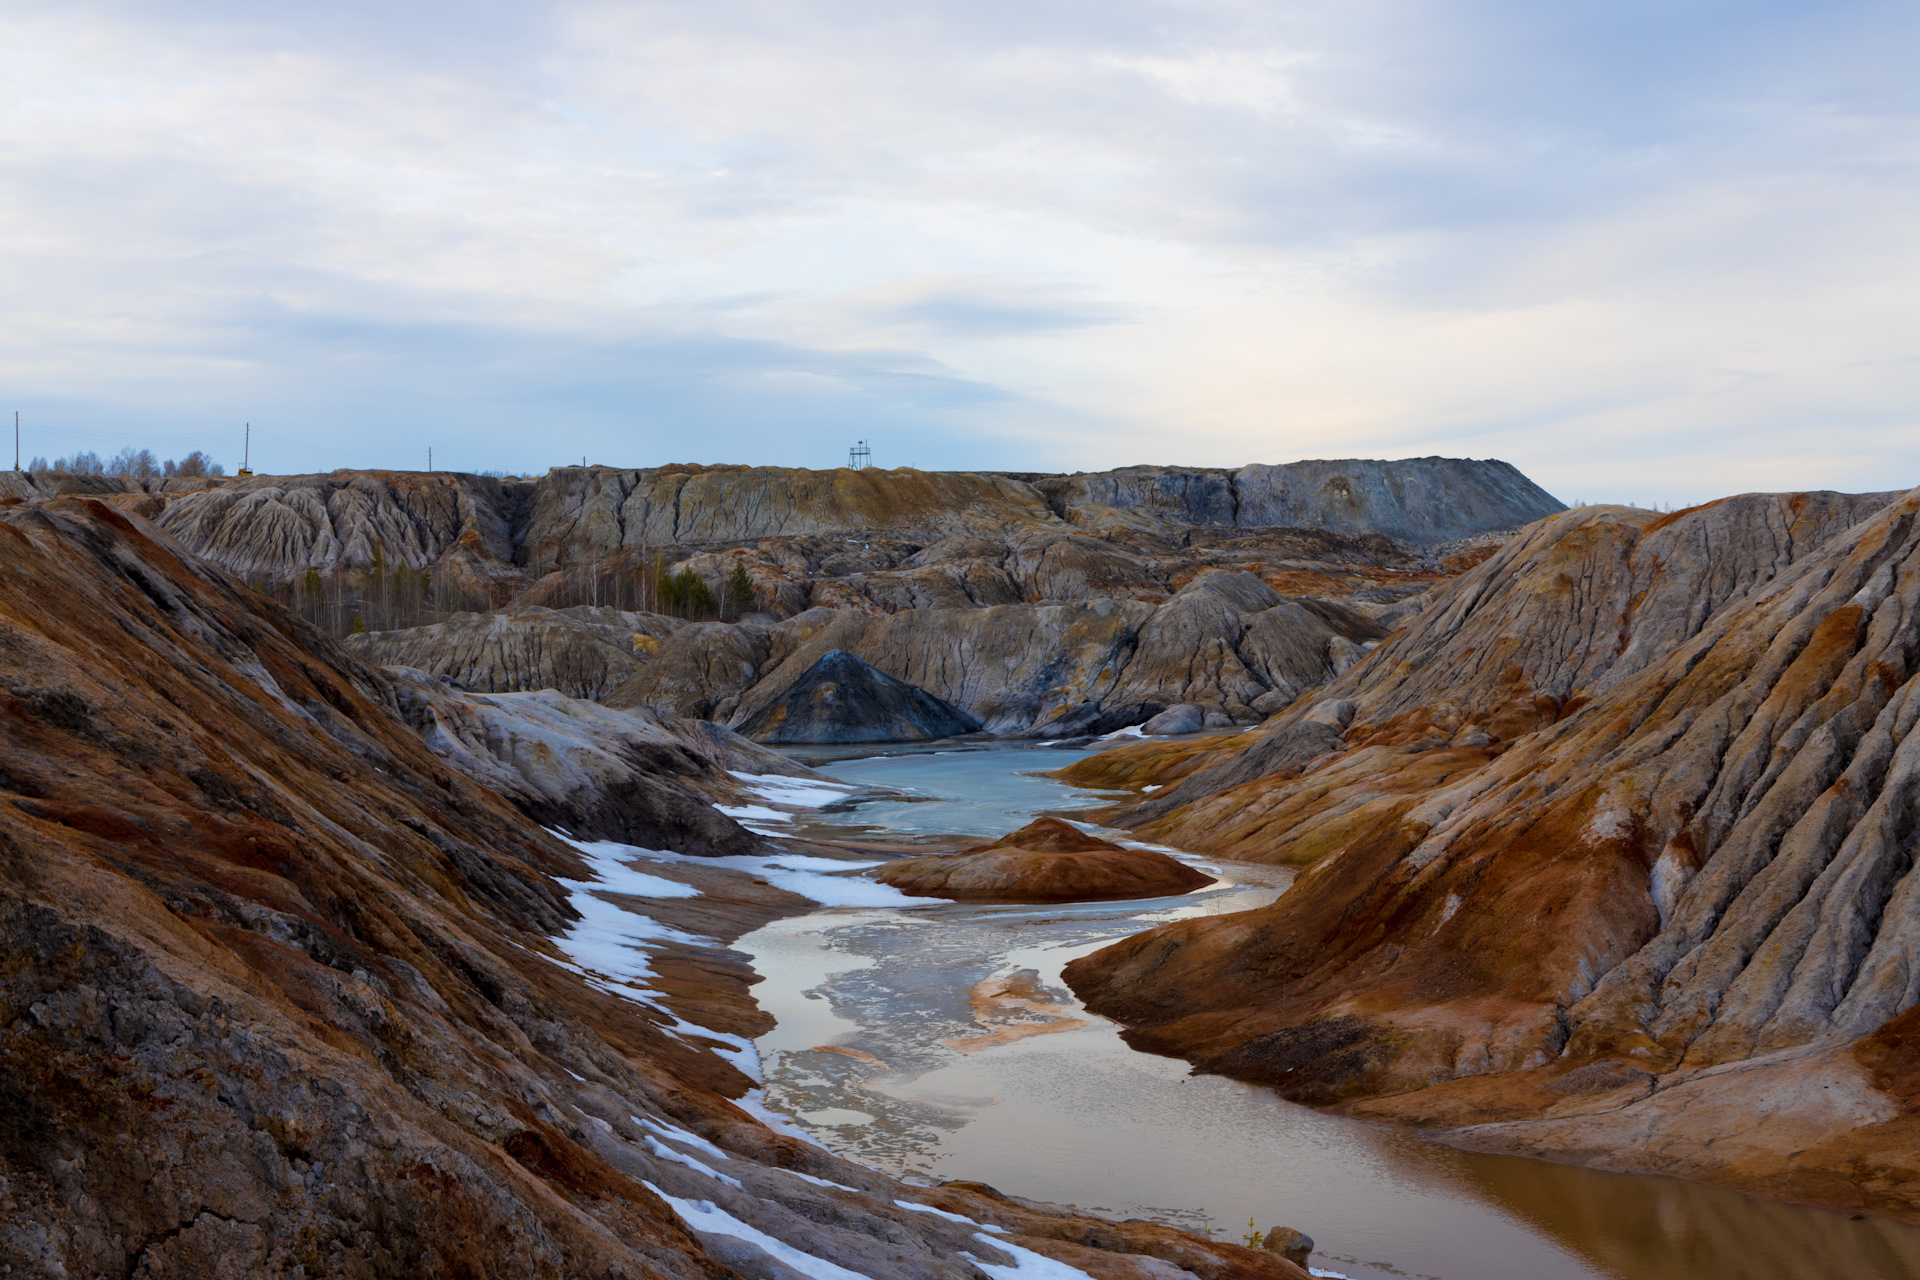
top-left (736, 743), bottom-right (1920, 1280)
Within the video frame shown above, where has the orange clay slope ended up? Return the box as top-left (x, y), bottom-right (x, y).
top-left (0, 497), bottom-right (1308, 1280)
top-left (1065, 487), bottom-right (1920, 1218)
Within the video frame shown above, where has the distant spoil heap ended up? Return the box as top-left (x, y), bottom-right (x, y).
top-left (45, 457), bottom-right (1558, 620)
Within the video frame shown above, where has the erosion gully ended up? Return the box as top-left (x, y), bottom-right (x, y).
top-left (725, 742), bottom-right (1920, 1280)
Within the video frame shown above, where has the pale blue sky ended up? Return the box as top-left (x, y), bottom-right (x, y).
top-left (3, 0), bottom-right (1916, 504)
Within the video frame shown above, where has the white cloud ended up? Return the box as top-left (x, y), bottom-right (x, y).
top-left (0, 1), bottom-right (1914, 499)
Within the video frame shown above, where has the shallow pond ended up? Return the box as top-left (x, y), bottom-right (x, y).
top-left (736, 743), bottom-right (1920, 1280)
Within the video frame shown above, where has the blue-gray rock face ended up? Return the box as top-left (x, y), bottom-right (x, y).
top-left (733, 648), bottom-right (983, 743)
top-left (1034, 457), bottom-right (1565, 544)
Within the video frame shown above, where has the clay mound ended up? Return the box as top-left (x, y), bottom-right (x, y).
top-left (874, 817), bottom-right (1216, 903)
top-left (734, 648), bottom-right (981, 743)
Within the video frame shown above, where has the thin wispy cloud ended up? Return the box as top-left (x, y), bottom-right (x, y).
top-left (1, 0), bottom-right (1914, 500)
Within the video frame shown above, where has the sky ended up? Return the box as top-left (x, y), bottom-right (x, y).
top-left (2, 0), bottom-right (1917, 505)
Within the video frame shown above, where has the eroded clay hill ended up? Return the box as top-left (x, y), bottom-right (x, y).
top-left (0, 497), bottom-right (1308, 1279)
top-left (21, 458), bottom-right (1552, 741)
top-left (596, 571), bottom-right (1389, 738)
top-left (9, 458), bottom-right (1557, 613)
top-left (1062, 485), bottom-right (1920, 1217)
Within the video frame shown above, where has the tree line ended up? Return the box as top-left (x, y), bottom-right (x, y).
top-left (265, 548), bottom-right (760, 639)
top-left (27, 448), bottom-right (226, 478)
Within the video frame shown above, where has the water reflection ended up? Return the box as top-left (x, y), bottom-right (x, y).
top-left (739, 745), bottom-right (1920, 1280)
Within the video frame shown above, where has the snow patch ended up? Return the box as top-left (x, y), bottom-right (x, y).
top-left (730, 771), bottom-right (858, 808)
top-left (708, 1037), bottom-right (764, 1082)
top-left (894, 1199), bottom-right (975, 1224)
top-left (635, 1115), bottom-right (730, 1161)
top-left (556, 838), bottom-right (703, 898)
top-left (1098, 725), bottom-right (1146, 740)
top-left (644, 1182), bottom-right (876, 1280)
top-left (735, 1089), bottom-right (838, 1151)
top-left (644, 1136), bottom-right (742, 1188)
top-left (784, 1168), bottom-right (860, 1193)
top-left (550, 889), bottom-right (701, 1002)
top-left (965, 1233), bottom-right (1097, 1279)
top-left (718, 803), bottom-right (794, 825)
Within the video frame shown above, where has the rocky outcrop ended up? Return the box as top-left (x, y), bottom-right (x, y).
top-left (1062, 484), bottom-right (1920, 1218)
top-left (873, 817), bottom-right (1216, 902)
top-left (732, 649), bottom-right (981, 743)
top-left (388, 667), bottom-right (821, 852)
top-left (0, 497), bottom-right (1309, 1280)
top-left (607, 574), bottom-right (1386, 738)
top-left (348, 605), bottom-right (682, 700)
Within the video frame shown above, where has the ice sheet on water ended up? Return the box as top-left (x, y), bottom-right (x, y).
top-left (643, 1182), bottom-right (876, 1280)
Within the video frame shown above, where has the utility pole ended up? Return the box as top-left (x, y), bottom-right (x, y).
top-left (428, 447), bottom-right (433, 472)
top-left (238, 423), bottom-right (254, 477)
top-left (13, 411), bottom-right (18, 472)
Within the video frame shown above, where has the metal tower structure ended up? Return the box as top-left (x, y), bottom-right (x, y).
top-left (848, 440), bottom-right (871, 470)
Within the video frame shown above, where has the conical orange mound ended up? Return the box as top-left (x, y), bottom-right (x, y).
top-left (873, 817), bottom-right (1215, 903)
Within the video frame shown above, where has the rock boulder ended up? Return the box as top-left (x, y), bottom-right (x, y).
top-left (1141, 704), bottom-right (1204, 734)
